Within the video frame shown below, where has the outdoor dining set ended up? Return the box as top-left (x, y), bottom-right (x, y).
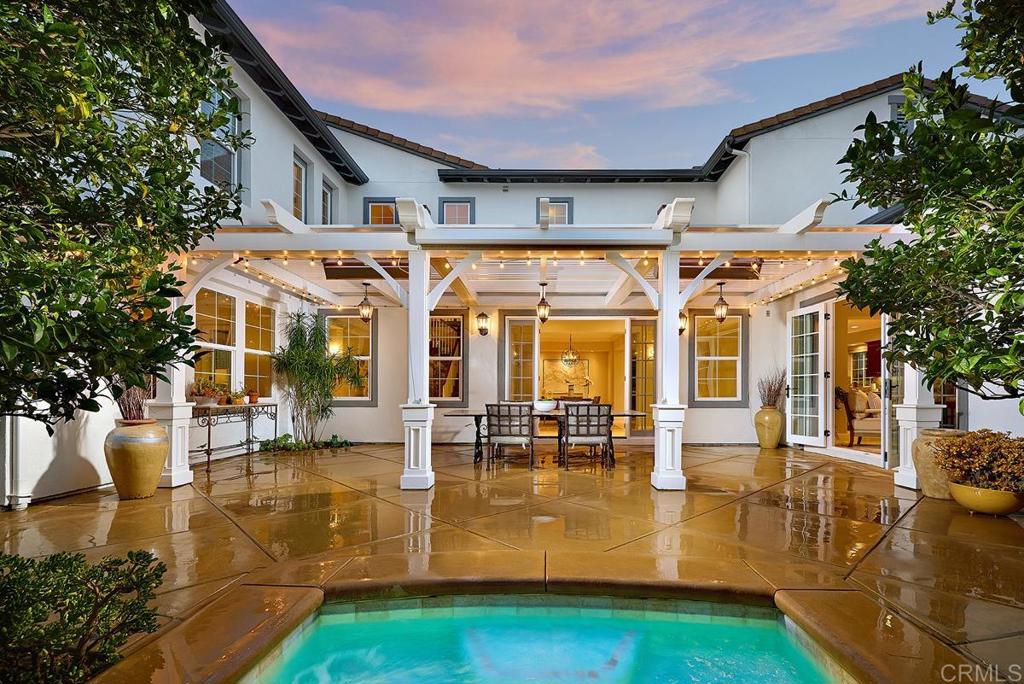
top-left (446, 401), bottom-right (645, 470)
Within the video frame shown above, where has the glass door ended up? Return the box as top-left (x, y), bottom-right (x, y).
top-left (881, 315), bottom-right (903, 468)
top-left (786, 304), bottom-right (828, 447)
top-left (629, 319), bottom-right (656, 435)
top-left (506, 318), bottom-right (538, 401)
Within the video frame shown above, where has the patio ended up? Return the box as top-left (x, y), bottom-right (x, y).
top-left (4, 443), bottom-right (1023, 682)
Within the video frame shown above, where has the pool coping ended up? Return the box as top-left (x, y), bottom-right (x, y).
top-left (92, 549), bottom-right (977, 684)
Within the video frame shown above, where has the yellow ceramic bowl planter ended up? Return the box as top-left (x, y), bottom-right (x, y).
top-left (948, 482), bottom-right (1024, 516)
top-left (104, 419), bottom-right (168, 500)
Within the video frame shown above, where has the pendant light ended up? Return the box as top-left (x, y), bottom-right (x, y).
top-left (678, 309), bottom-right (688, 335)
top-left (358, 282), bottom-right (374, 322)
top-left (476, 311), bottom-right (491, 336)
top-left (713, 281), bottom-right (729, 323)
top-left (560, 333), bottom-right (579, 367)
top-left (536, 282), bottom-right (550, 323)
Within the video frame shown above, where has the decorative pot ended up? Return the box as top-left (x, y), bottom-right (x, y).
top-left (949, 482), bottom-right (1024, 516)
top-left (754, 406), bottom-right (783, 449)
top-left (104, 419), bottom-right (168, 500)
top-left (247, 390), bottom-right (260, 404)
top-left (912, 428), bottom-right (965, 499)
top-left (193, 395), bottom-right (217, 407)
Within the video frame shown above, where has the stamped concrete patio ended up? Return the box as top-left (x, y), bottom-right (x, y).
top-left (5, 444), bottom-right (1024, 682)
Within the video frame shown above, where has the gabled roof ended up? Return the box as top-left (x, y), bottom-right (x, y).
top-left (317, 112), bottom-right (488, 170)
top-left (199, 1), bottom-right (369, 185)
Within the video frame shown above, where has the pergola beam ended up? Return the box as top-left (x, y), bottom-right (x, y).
top-left (606, 252), bottom-right (659, 309)
top-left (260, 199), bottom-right (311, 234)
top-left (743, 259), bottom-right (842, 306)
top-left (354, 252), bottom-right (408, 307)
top-left (778, 198), bottom-right (829, 235)
top-left (680, 252), bottom-right (733, 307)
top-left (428, 252), bottom-right (480, 311)
top-left (196, 231), bottom-right (413, 253)
top-left (232, 259), bottom-right (345, 307)
top-left (678, 231), bottom-right (908, 252)
top-left (605, 258), bottom-right (656, 307)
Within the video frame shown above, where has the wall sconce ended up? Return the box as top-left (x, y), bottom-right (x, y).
top-left (476, 312), bottom-right (491, 336)
top-left (678, 309), bottom-right (688, 335)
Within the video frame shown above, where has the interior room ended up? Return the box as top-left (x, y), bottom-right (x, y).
top-left (538, 319), bottom-right (627, 437)
top-left (832, 300), bottom-right (883, 455)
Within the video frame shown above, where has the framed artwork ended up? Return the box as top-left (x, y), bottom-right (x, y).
top-left (542, 359), bottom-right (590, 397)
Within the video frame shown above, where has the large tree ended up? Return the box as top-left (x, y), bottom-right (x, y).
top-left (837, 0), bottom-right (1024, 415)
top-left (1, 1), bottom-right (244, 426)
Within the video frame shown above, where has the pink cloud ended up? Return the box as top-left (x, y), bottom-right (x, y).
top-left (435, 133), bottom-right (611, 168)
top-left (247, 0), bottom-right (934, 117)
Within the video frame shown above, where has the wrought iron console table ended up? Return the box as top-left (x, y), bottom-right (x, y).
top-left (190, 402), bottom-right (278, 471)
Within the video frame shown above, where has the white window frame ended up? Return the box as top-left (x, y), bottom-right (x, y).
top-left (692, 314), bottom-right (743, 402)
top-left (439, 199), bottom-right (473, 225)
top-left (193, 288), bottom-right (237, 389)
top-left (199, 91), bottom-right (238, 188)
top-left (321, 180), bottom-right (336, 224)
top-left (243, 301), bottom-right (276, 399)
top-left (504, 316), bottom-right (539, 401)
top-left (292, 154), bottom-right (308, 221)
top-left (326, 314), bottom-right (374, 404)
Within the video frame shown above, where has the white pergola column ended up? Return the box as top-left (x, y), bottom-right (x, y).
top-left (651, 250), bottom-right (687, 490)
top-left (893, 363), bottom-right (943, 490)
top-left (149, 297), bottom-right (194, 488)
top-left (401, 249), bottom-right (435, 490)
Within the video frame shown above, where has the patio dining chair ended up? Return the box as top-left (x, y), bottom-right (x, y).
top-left (562, 403), bottom-right (612, 470)
top-left (485, 403), bottom-right (535, 470)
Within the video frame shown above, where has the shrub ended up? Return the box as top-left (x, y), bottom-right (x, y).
top-left (935, 429), bottom-right (1024, 492)
top-left (0, 550), bottom-right (166, 683)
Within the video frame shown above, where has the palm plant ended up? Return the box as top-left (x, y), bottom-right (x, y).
top-left (272, 312), bottom-right (362, 444)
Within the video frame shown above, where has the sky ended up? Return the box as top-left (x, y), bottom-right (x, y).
top-left (233, 0), bottom-right (990, 169)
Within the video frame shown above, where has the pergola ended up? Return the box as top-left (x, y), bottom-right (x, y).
top-left (152, 197), bottom-right (912, 491)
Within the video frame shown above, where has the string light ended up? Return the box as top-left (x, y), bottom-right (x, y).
top-left (282, 250), bottom-right (289, 266)
top-left (499, 260), bottom-right (505, 269)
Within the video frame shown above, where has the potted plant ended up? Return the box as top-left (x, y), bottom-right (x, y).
top-left (227, 389), bottom-right (246, 406)
top-left (246, 387), bottom-right (260, 404)
top-left (935, 430), bottom-right (1024, 515)
top-left (911, 427), bottom-right (966, 499)
top-left (103, 376), bottom-right (167, 500)
top-left (754, 368), bottom-right (786, 448)
top-left (188, 378), bottom-right (222, 406)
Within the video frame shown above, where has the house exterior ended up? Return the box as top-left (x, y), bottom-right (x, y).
top-left (2, 0), bottom-right (1020, 508)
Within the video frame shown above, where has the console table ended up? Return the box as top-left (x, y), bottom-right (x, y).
top-left (190, 402), bottom-right (278, 471)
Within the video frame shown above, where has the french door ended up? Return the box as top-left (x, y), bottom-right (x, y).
top-left (786, 304), bottom-right (828, 447)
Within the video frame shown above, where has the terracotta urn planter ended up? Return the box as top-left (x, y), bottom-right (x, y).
top-left (754, 406), bottom-right (783, 449)
top-left (104, 419), bottom-right (168, 500)
top-left (912, 428), bottom-right (965, 499)
top-left (948, 482), bottom-right (1024, 516)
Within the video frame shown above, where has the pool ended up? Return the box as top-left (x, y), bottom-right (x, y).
top-left (246, 595), bottom-right (830, 684)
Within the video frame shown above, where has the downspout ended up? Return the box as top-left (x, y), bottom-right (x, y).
top-left (726, 145), bottom-right (751, 224)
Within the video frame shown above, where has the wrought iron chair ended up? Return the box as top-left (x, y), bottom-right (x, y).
top-left (485, 403), bottom-right (535, 469)
top-left (562, 403), bottom-right (612, 469)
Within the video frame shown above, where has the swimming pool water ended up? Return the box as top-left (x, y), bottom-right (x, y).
top-left (258, 600), bottom-right (829, 684)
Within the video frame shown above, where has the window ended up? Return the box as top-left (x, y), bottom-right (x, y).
top-left (364, 197), bottom-right (397, 225)
top-left (693, 315), bottom-right (741, 401)
top-left (199, 92), bottom-right (237, 187)
top-left (889, 94), bottom-right (913, 134)
top-left (194, 288), bottom-right (236, 388)
top-left (429, 315), bottom-right (465, 402)
top-left (244, 302), bottom-right (275, 398)
top-left (327, 316), bottom-right (372, 399)
top-left (321, 181), bottom-right (335, 224)
top-left (438, 198), bottom-right (474, 224)
top-left (292, 155), bottom-right (307, 221)
top-left (851, 350), bottom-right (869, 387)
top-left (537, 197), bottom-right (573, 225)
top-left (507, 319), bottom-right (535, 401)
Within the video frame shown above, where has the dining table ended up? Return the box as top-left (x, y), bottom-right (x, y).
top-left (444, 407), bottom-right (647, 465)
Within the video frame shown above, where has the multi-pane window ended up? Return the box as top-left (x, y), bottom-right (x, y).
top-left (327, 316), bottom-right (372, 399)
top-left (508, 320), bottom-right (535, 401)
top-left (851, 350), bottom-right (869, 388)
top-left (429, 316), bottom-right (464, 401)
top-left (199, 93), bottom-right (237, 187)
top-left (630, 319), bottom-right (655, 433)
top-left (367, 201), bottom-right (396, 225)
top-left (694, 315), bottom-right (741, 400)
top-left (441, 201), bottom-right (471, 224)
top-left (292, 156), bottom-right (307, 221)
top-left (934, 380), bottom-right (959, 429)
top-left (244, 302), bottom-right (275, 398)
top-left (194, 288), bottom-right (236, 388)
top-left (549, 201), bottom-right (570, 225)
top-left (321, 181), bottom-right (335, 223)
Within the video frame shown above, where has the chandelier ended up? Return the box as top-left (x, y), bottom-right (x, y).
top-left (561, 333), bottom-right (579, 367)
top-left (713, 281), bottom-right (729, 323)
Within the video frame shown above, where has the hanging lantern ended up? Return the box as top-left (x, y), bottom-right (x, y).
top-left (358, 282), bottom-right (374, 322)
top-left (476, 311), bottom-right (491, 336)
top-left (536, 282), bottom-right (550, 323)
top-left (560, 333), bottom-right (579, 367)
top-left (678, 309), bottom-right (688, 335)
top-left (713, 281), bottom-right (729, 323)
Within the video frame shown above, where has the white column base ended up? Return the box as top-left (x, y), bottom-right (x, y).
top-left (401, 403), bottom-right (435, 490)
top-left (149, 401), bottom-right (194, 488)
top-left (650, 404), bottom-right (687, 490)
top-left (892, 403), bottom-right (943, 491)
